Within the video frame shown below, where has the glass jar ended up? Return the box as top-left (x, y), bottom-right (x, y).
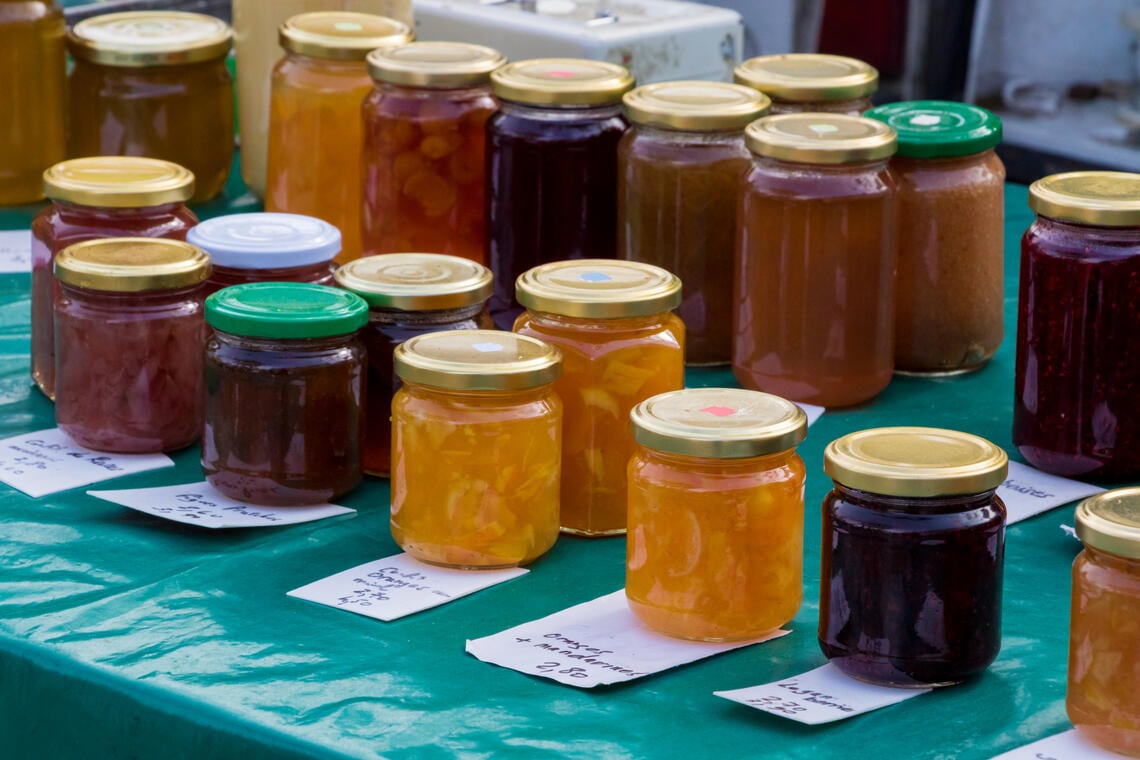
top-left (1068, 488), bottom-right (1140, 756)
top-left (734, 54), bottom-right (878, 115)
top-left (619, 81), bottom-right (769, 366)
top-left (486, 58), bottom-right (633, 329)
top-left (1013, 172), bottom-right (1140, 481)
top-left (66, 12), bottom-right (234, 203)
top-left (54, 238), bottom-right (211, 453)
top-left (362, 42), bottom-right (504, 264)
top-left (391, 330), bottom-right (563, 569)
top-left (819, 426), bottom-right (1008, 687)
top-left (265, 11), bottom-right (413, 264)
top-left (203, 283), bottom-right (368, 506)
top-left (514, 260), bottom-right (684, 536)
top-left (334, 253), bottom-right (493, 477)
top-left (736, 114), bottom-right (897, 407)
top-left (627, 388), bottom-right (808, 641)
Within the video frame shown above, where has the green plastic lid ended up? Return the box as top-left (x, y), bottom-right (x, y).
top-left (206, 282), bottom-right (368, 339)
top-left (864, 100), bottom-right (1001, 158)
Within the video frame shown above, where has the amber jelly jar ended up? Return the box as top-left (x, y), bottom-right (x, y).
top-left (734, 53), bottom-right (878, 115)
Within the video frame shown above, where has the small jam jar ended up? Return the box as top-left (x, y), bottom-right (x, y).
top-left (54, 238), bottom-right (211, 453)
top-left (66, 11), bottom-right (234, 203)
top-left (391, 330), bottom-right (562, 569)
top-left (733, 53), bottom-right (878, 115)
top-left (1013, 172), bottom-right (1140, 481)
top-left (362, 41), bottom-right (505, 264)
top-left (819, 427), bottom-right (1008, 687)
top-left (1068, 488), bottom-right (1140, 756)
top-left (626, 388), bottom-right (808, 641)
top-left (618, 81), bottom-right (770, 366)
top-left (514, 259), bottom-right (684, 537)
top-left (334, 253), bottom-right (493, 477)
top-left (203, 283), bottom-right (368, 506)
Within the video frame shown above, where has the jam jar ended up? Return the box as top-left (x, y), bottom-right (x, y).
top-left (391, 330), bottom-right (563, 569)
top-left (54, 238), bottom-right (211, 453)
top-left (736, 114), bottom-right (897, 407)
top-left (514, 259), bottom-right (684, 536)
top-left (486, 58), bottom-right (633, 329)
top-left (334, 253), bottom-right (493, 477)
top-left (734, 53), bottom-right (878, 115)
top-left (626, 388), bottom-right (808, 642)
top-left (866, 101), bottom-right (1005, 374)
top-left (1068, 488), bottom-right (1140, 757)
top-left (819, 426), bottom-right (1008, 687)
top-left (66, 11), bottom-right (234, 203)
top-left (1013, 172), bottom-right (1140, 481)
top-left (362, 41), bottom-right (505, 264)
top-left (618, 81), bottom-right (770, 366)
top-left (32, 157), bottom-right (198, 401)
top-left (265, 11), bottom-right (413, 264)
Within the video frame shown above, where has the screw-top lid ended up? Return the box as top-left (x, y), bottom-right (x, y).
top-left (394, 329), bottom-right (561, 391)
top-left (54, 238), bottom-right (210, 292)
top-left (745, 114), bottom-right (897, 165)
top-left (623, 81), bottom-right (771, 131)
top-left (335, 253), bottom-right (492, 310)
top-left (367, 41), bottom-right (506, 88)
top-left (1076, 488), bottom-right (1140, 560)
top-left (68, 11), bottom-right (232, 67)
top-left (187, 213), bottom-right (340, 269)
top-left (824, 426), bottom-right (1009, 498)
top-left (279, 12), bottom-right (413, 61)
top-left (864, 100), bottom-right (1002, 158)
top-left (206, 283), bottom-right (368, 339)
top-left (43, 157), bottom-right (195, 208)
top-left (491, 58), bottom-right (634, 106)
top-left (516, 260), bottom-right (681, 319)
top-left (1028, 171), bottom-right (1140, 227)
top-left (734, 54), bottom-right (878, 102)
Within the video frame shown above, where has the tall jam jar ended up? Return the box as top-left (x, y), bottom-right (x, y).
top-left (486, 58), bottom-right (633, 329)
top-left (54, 238), bottom-right (211, 453)
top-left (32, 157), bottom-right (198, 400)
top-left (734, 53), bottom-right (878, 116)
top-left (514, 259), bottom-right (684, 536)
top-left (1013, 172), bottom-right (1140, 481)
top-left (66, 11), bottom-right (234, 203)
top-left (819, 427), bottom-right (1008, 687)
top-left (618, 81), bottom-right (770, 366)
top-left (362, 41), bottom-right (505, 264)
top-left (735, 114), bottom-right (897, 408)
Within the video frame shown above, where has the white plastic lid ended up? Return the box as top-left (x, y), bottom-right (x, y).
top-left (187, 213), bottom-right (341, 269)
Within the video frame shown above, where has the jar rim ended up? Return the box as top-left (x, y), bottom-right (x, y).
top-left (623, 81), bottom-right (770, 131)
top-left (336, 253), bottom-right (492, 310)
top-left (55, 238), bottom-right (210, 292)
top-left (491, 58), bottom-right (634, 106)
top-left (43, 157), bottom-right (196, 207)
top-left (745, 114), bottom-right (897, 164)
top-left (205, 283), bottom-right (368, 339)
top-left (187, 213), bottom-right (340, 268)
top-left (367, 41), bottom-right (505, 87)
top-left (516, 259), bottom-right (681, 319)
top-left (68, 11), bottom-right (232, 67)
top-left (1029, 171), bottom-right (1140, 227)
top-left (279, 12), bottom-right (412, 61)
top-left (394, 330), bottom-right (561, 391)
top-left (1076, 488), bottom-right (1140, 559)
top-left (734, 54), bottom-right (878, 102)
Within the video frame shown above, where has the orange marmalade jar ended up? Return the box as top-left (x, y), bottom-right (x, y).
top-left (391, 330), bottom-right (563, 569)
top-left (734, 54), bottom-right (878, 116)
top-left (514, 260), bottom-right (684, 536)
top-left (627, 388), bottom-right (807, 641)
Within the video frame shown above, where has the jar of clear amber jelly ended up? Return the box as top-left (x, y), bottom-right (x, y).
top-left (362, 42), bottom-right (505, 264)
top-left (626, 388), bottom-right (808, 642)
top-left (334, 253), bottom-right (493, 477)
top-left (619, 81), bottom-right (769, 366)
top-left (54, 238), bottom-right (211, 453)
top-left (265, 12), bottom-right (413, 264)
top-left (391, 330), bottom-right (563, 569)
top-left (66, 11), bottom-right (234, 203)
top-left (734, 54), bottom-right (878, 116)
top-left (514, 259), bottom-right (684, 536)
top-left (736, 114), bottom-right (897, 407)
top-left (819, 427), bottom-right (1008, 687)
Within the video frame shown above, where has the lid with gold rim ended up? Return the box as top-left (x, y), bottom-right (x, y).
top-left (734, 54), bottom-right (878, 102)
top-left (491, 58), bottom-right (634, 106)
top-left (1028, 171), bottom-right (1140, 227)
top-left (631, 388), bottom-right (807, 459)
top-left (367, 41), bottom-right (506, 88)
top-left (335, 253), bottom-right (492, 310)
top-left (1076, 488), bottom-right (1140, 559)
top-left (279, 12), bottom-right (413, 61)
top-left (394, 329), bottom-right (561, 391)
top-left (745, 114), bottom-right (897, 164)
top-left (54, 238), bottom-right (210, 293)
top-left (516, 260), bottom-right (681, 319)
top-left (43, 157), bottom-right (195, 208)
top-left (824, 427), bottom-right (1008, 498)
top-left (623, 81), bottom-right (771, 131)
top-left (68, 11), bottom-right (232, 67)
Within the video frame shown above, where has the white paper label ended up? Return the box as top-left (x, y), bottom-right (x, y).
top-left (990, 728), bottom-right (1126, 759)
top-left (87, 481), bottom-right (354, 528)
top-left (0, 230), bottom-right (31, 273)
top-left (799, 403), bottom-right (825, 426)
top-left (0, 428), bottom-right (173, 497)
top-left (288, 553), bottom-right (527, 621)
top-left (465, 590), bottom-right (789, 688)
top-left (999, 461), bottom-right (1105, 524)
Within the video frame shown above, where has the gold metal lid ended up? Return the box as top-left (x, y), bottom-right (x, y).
top-left (631, 388), bottom-right (807, 459)
top-left (279, 12), bottom-right (413, 61)
top-left (824, 426), bottom-right (1008, 498)
top-left (1028, 171), bottom-right (1140, 227)
top-left (623, 81), bottom-right (771, 131)
top-left (734, 54), bottom-right (879, 102)
top-left (1076, 488), bottom-right (1140, 559)
top-left (43, 157), bottom-right (195, 208)
top-left (745, 114), bottom-right (897, 164)
top-left (367, 41), bottom-right (506, 88)
top-left (516, 260), bottom-right (681, 319)
top-left (68, 11), bottom-right (232, 67)
top-left (54, 238), bottom-right (211, 293)
top-left (394, 329), bottom-right (561, 391)
top-left (334, 253), bottom-right (492, 310)
top-left (491, 58), bottom-right (634, 106)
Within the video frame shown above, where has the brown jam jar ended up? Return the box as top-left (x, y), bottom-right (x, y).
top-left (734, 53), bottom-right (878, 116)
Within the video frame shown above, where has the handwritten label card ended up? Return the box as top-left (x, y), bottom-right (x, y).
top-left (87, 481), bottom-right (354, 528)
top-left (466, 590), bottom-right (789, 688)
top-left (0, 230), bottom-right (31, 273)
top-left (991, 728), bottom-right (1125, 759)
top-left (799, 403), bottom-right (825, 427)
top-left (999, 461), bottom-right (1105, 524)
top-left (0, 427), bottom-right (173, 497)
top-left (288, 553), bottom-right (527, 621)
